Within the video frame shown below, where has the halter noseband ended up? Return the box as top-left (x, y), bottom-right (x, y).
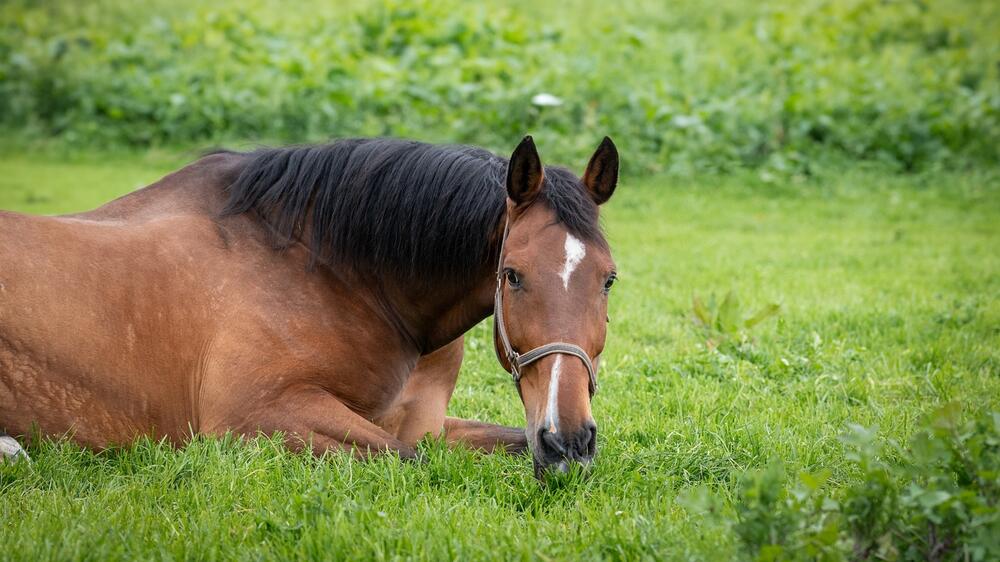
top-left (493, 216), bottom-right (598, 396)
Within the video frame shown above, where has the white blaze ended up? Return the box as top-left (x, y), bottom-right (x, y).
top-left (559, 234), bottom-right (586, 290)
top-left (545, 355), bottom-right (563, 433)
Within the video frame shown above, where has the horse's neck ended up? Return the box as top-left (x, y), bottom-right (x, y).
top-left (377, 266), bottom-right (496, 354)
top-left (367, 212), bottom-right (505, 354)
top-left (429, 273), bottom-right (497, 351)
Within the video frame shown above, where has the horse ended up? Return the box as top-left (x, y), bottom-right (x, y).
top-left (0, 135), bottom-right (619, 476)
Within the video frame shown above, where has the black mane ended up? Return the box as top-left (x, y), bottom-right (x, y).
top-left (220, 138), bottom-right (603, 281)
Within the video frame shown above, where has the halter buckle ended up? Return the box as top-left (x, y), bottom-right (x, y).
top-left (508, 350), bottom-right (521, 383)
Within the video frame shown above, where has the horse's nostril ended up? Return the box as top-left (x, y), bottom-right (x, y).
top-left (579, 422), bottom-right (598, 460)
top-left (538, 428), bottom-right (567, 458)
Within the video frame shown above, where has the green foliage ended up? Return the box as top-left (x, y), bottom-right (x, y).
top-left (840, 424), bottom-right (899, 560)
top-left (692, 290), bottom-right (781, 348)
top-left (895, 405), bottom-right (1000, 560)
top-left (1, 155), bottom-right (999, 560)
top-left (1, 0), bottom-right (998, 174)
top-left (733, 464), bottom-right (843, 561)
top-left (734, 462), bottom-right (795, 556)
top-left (724, 406), bottom-right (1000, 561)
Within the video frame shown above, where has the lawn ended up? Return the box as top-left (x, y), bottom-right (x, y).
top-left (1, 151), bottom-right (999, 560)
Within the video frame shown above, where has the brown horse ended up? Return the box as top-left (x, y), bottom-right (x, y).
top-left (0, 136), bottom-right (619, 476)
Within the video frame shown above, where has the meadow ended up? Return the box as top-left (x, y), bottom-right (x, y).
top-left (2, 0), bottom-right (1000, 559)
top-left (1, 151), bottom-right (998, 560)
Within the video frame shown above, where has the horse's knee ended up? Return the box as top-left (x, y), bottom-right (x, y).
top-left (376, 338), bottom-right (465, 445)
top-left (0, 433), bottom-right (28, 463)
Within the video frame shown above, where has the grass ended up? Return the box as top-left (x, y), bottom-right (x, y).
top-left (1, 150), bottom-right (999, 560)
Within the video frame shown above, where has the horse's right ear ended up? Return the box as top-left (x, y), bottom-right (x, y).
top-left (506, 136), bottom-right (544, 207)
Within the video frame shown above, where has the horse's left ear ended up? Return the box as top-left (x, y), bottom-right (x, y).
top-left (582, 136), bottom-right (619, 205)
top-left (507, 136), bottom-right (544, 207)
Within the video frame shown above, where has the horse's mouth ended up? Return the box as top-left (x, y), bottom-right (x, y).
top-left (532, 455), bottom-right (594, 480)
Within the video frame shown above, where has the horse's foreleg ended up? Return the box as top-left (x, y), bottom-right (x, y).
top-left (217, 388), bottom-right (418, 460)
top-left (0, 432), bottom-right (28, 463)
top-left (373, 337), bottom-right (529, 455)
top-left (376, 337), bottom-right (464, 447)
top-left (443, 417), bottom-right (528, 454)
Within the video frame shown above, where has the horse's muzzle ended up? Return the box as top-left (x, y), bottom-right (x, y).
top-left (532, 421), bottom-right (597, 476)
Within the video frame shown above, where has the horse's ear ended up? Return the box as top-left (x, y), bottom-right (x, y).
top-left (506, 136), bottom-right (544, 206)
top-left (582, 136), bottom-right (619, 205)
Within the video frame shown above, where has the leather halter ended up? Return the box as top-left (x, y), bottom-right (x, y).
top-left (493, 216), bottom-right (598, 396)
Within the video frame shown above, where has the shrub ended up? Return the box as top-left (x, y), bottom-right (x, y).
top-left (720, 405), bottom-right (999, 560)
top-left (1, 0), bottom-right (998, 174)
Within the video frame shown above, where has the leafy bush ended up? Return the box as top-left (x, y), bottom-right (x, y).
top-left (724, 405), bottom-right (1000, 561)
top-left (1, 0), bottom-right (998, 174)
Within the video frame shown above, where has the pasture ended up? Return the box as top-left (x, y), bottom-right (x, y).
top-left (1, 151), bottom-right (998, 560)
top-left (2, 0), bottom-right (999, 558)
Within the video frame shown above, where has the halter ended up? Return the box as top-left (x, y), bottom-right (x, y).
top-left (493, 216), bottom-right (598, 396)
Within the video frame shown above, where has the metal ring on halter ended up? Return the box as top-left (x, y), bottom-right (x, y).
top-left (492, 216), bottom-right (598, 397)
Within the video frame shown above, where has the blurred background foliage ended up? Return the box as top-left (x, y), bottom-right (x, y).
top-left (1, 0), bottom-right (998, 175)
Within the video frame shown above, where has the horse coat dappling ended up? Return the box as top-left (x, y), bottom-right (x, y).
top-left (0, 136), bottom-right (620, 475)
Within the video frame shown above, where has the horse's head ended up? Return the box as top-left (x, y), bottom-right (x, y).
top-left (494, 136), bottom-right (618, 478)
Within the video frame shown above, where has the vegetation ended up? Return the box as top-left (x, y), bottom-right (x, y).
top-left (1, 152), bottom-right (998, 560)
top-left (2, 0), bottom-right (998, 558)
top-left (2, 0), bottom-right (999, 175)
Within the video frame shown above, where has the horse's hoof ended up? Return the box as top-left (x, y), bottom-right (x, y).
top-left (399, 447), bottom-right (426, 464)
top-left (0, 435), bottom-right (28, 464)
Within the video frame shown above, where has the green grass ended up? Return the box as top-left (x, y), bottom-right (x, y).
top-left (1, 152), bottom-right (999, 560)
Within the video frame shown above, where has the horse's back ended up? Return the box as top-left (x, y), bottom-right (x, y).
top-left (0, 153), bottom-right (250, 444)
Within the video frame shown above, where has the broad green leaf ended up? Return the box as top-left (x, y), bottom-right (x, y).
top-left (745, 303), bottom-right (780, 329)
top-left (799, 469), bottom-right (830, 491)
top-left (918, 490), bottom-right (951, 509)
top-left (692, 294), bottom-right (712, 327)
top-left (717, 290), bottom-right (741, 335)
top-left (929, 401), bottom-right (962, 432)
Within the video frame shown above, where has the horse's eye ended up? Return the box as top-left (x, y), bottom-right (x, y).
top-left (603, 274), bottom-right (617, 293)
top-left (505, 269), bottom-right (521, 287)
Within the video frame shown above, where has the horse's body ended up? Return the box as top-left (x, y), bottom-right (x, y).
top-left (0, 137), bottom-right (619, 475)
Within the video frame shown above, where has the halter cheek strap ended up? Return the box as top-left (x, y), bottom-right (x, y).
top-left (493, 217), bottom-right (598, 396)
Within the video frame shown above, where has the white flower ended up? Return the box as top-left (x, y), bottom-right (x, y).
top-left (531, 93), bottom-right (563, 107)
top-left (670, 115), bottom-right (701, 128)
